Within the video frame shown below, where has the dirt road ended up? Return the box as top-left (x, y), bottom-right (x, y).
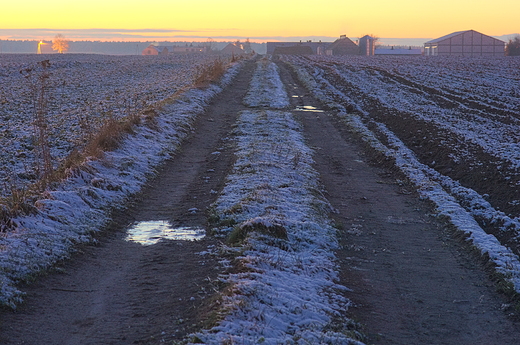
top-left (0, 60), bottom-right (256, 345)
top-left (1, 57), bottom-right (519, 345)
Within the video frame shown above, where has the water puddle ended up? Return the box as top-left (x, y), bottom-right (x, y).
top-left (125, 220), bottom-right (206, 245)
top-left (295, 105), bottom-right (325, 112)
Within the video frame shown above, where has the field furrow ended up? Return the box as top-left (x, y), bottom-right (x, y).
top-left (282, 54), bottom-right (520, 289)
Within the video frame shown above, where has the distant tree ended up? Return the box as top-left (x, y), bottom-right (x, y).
top-left (506, 36), bottom-right (520, 56)
top-left (243, 38), bottom-right (253, 54)
top-left (361, 34), bottom-right (380, 46)
top-left (205, 38), bottom-right (215, 52)
top-left (52, 34), bottom-right (69, 54)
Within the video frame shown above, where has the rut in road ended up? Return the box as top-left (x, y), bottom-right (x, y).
top-left (0, 60), bottom-right (257, 345)
top-left (276, 60), bottom-right (520, 345)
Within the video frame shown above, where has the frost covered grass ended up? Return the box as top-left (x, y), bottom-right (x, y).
top-left (0, 54), bottom-right (223, 194)
top-left (0, 57), bottom-right (242, 308)
top-left (190, 58), bottom-right (362, 344)
top-left (243, 57), bottom-right (290, 109)
top-left (283, 55), bottom-right (520, 297)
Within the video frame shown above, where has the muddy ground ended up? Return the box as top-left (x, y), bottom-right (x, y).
top-left (1, 58), bottom-right (520, 345)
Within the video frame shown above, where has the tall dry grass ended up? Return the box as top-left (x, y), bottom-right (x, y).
top-left (20, 60), bottom-right (54, 187)
top-left (194, 59), bottom-right (227, 87)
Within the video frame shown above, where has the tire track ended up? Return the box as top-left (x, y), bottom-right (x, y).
top-left (0, 60), bottom-right (257, 345)
top-left (277, 60), bottom-right (520, 345)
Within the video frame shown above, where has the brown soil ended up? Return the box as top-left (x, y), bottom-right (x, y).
top-left (1, 57), bottom-right (519, 345)
top-left (277, 61), bottom-right (520, 345)
top-left (0, 59), bottom-right (256, 345)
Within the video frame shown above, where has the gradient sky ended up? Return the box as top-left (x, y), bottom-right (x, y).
top-left (1, 0), bottom-right (518, 43)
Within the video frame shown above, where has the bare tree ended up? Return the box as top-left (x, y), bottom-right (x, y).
top-left (205, 38), bottom-right (215, 52)
top-left (361, 34), bottom-right (380, 45)
top-left (52, 34), bottom-right (69, 54)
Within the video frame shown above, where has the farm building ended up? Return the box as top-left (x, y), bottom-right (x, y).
top-left (424, 30), bottom-right (505, 57)
top-left (375, 46), bottom-right (423, 56)
top-left (142, 45), bottom-right (170, 55)
top-left (267, 41), bottom-right (326, 55)
top-left (171, 45), bottom-right (207, 53)
top-left (272, 44), bottom-right (314, 55)
top-left (268, 36), bottom-right (359, 56)
top-left (359, 35), bottom-right (376, 56)
top-left (142, 44), bottom-right (207, 55)
top-left (325, 35), bottom-right (359, 56)
top-left (221, 42), bottom-right (245, 55)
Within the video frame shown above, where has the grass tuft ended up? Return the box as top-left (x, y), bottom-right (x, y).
top-left (228, 218), bottom-right (288, 244)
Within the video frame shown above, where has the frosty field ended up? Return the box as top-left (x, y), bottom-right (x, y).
top-left (0, 53), bottom-right (218, 192)
top-left (1, 53), bottom-right (520, 344)
top-left (283, 54), bottom-right (520, 290)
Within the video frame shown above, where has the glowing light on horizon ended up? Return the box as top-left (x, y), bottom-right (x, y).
top-left (37, 40), bottom-right (47, 54)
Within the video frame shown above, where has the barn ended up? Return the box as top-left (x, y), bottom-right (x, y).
top-left (267, 41), bottom-right (325, 55)
top-left (272, 45), bottom-right (314, 55)
top-left (142, 45), bottom-right (169, 55)
top-left (221, 43), bottom-right (245, 55)
top-left (424, 30), bottom-right (505, 57)
top-left (325, 35), bottom-right (359, 56)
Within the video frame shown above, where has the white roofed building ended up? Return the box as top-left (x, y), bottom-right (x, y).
top-left (424, 30), bottom-right (505, 57)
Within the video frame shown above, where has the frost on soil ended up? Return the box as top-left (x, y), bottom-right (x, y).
top-left (189, 58), bottom-right (362, 344)
top-left (283, 54), bottom-right (520, 295)
top-left (0, 56), bottom-right (242, 308)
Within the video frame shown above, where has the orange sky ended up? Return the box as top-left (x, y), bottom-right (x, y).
top-left (1, 0), bottom-right (518, 42)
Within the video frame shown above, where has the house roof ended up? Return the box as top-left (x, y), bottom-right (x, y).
top-left (221, 43), bottom-right (244, 54)
top-left (328, 37), bottom-right (357, 49)
top-left (326, 37), bottom-right (359, 55)
top-left (424, 30), bottom-right (505, 44)
top-left (154, 46), bottom-right (170, 53)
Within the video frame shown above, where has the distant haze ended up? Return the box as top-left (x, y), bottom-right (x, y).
top-left (1, 33), bottom-right (517, 55)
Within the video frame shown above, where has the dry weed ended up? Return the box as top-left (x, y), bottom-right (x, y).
top-left (194, 59), bottom-right (227, 87)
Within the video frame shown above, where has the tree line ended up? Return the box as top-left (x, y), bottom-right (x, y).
top-left (506, 36), bottom-right (520, 56)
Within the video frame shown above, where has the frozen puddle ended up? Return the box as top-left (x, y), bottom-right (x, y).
top-left (125, 221), bottom-right (206, 245)
top-left (295, 105), bottom-right (324, 112)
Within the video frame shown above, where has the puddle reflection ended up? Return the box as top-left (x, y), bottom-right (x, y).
top-left (125, 221), bottom-right (206, 245)
top-left (295, 105), bottom-right (324, 112)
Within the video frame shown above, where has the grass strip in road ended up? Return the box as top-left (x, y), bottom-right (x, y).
top-left (192, 109), bottom-right (363, 344)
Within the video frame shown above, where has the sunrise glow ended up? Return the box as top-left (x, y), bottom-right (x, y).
top-left (1, 0), bottom-right (519, 42)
